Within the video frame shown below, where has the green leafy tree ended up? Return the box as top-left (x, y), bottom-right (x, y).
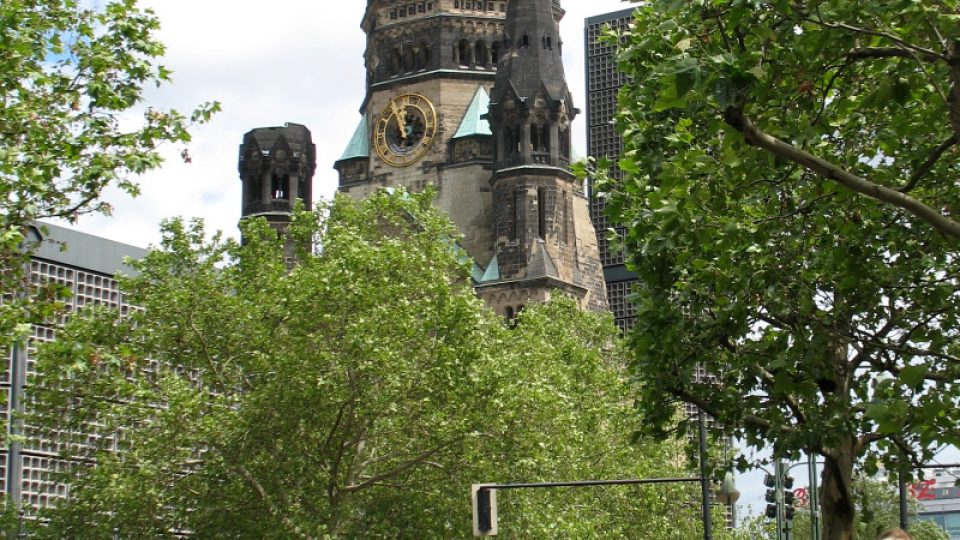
top-left (29, 190), bottom-right (721, 538)
top-left (595, 2), bottom-right (960, 540)
top-left (741, 476), bottom-right (949, 540)
top-left (0, 0), bottom-right (218, 343)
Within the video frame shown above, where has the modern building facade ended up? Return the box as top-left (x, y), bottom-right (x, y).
top-left (584, 8), bottom-right (636, 329)
top-left (322, 0), bottom-right (608, 316)
top-left (917, 467), bottom-right (960, 538)
top-left (3, 223), bottom-right (145, 516)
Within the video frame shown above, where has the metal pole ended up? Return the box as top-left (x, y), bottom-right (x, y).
top-left (698, 410), bottom-right (714, 540)
top-left (775, 459), bottom-right (785, 540)
top-left (898, 464), bottom-right (909, 531)
top-left (808, 454), bottom-right (821, 540)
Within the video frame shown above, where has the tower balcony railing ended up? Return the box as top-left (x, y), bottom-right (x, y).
top-left (497, 152), bottom-right (571, 170)
top-left (244, 200), bottom-right (293, 215)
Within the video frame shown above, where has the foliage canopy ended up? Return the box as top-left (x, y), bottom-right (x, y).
top-left (0, 0), bottom-right (218, 344)
top-left (29, 190), bottom-right (718, 538)
top-left (596, 2), bottom-right (960, 539)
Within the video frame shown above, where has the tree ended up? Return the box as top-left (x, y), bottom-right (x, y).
top-left (29, 190), bottom-right (720, 538)
top-left (0, 0), bottom-right (218, 344)
top-left (741, 475), bottom-right (949, 540)
top-left (595, 2), bottom-right (960, 540)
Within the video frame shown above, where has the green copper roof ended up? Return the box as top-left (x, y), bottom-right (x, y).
top-left (480, 255), bottom-right (500, 282)
top-left (453, 86), bottom-right (492, 139)
top-left (471, 262), bottom-right (486, 284)
top-left (338, 115), bottom-right (369, 161)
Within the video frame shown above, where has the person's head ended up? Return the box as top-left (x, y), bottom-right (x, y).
top-left (876, 528), bottom-right (913, 540)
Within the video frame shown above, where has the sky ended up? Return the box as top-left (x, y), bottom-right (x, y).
top-left (65, 0), bottom-right (639, 248)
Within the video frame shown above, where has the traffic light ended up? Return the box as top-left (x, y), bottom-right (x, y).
top-left (765, 480), bottom-right (778, 518)
top-left (471, 484), bottom-right (498, 537)
top-left (763, 470), bottom-right (797, 522)
top-left (783, 475), bottom-right (796, 521)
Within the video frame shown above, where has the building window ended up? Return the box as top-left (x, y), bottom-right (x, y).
top-left (491, 41), bottom-right (500, 64)
top-left (389, 48), bottom-right (401, 75)
top-left (271, 173), bottom-right (288, 200)
top-left (537, 187), bottom-right (546, 240)
top-left (475, 40), bottom-right (489, 67)
top-left (458, 39), bottom-right (473, 66)
top-left (416, 43), bottom-right (430, 70)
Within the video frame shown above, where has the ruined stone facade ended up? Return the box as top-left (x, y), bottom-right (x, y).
top-left (244, 0), bottom-right (607, 316)
top-left (238, 123), bottom-right (317, 232)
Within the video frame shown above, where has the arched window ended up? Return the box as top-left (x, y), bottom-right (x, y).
top-left (537, 186), bottom-right (546, 240)
top-left (544, 36), bottom-right (552, 50)
top-left (521, 34), bottom-right (529, 47)
top-left (475, 40), bottom-right (489, 67)
top-left (491, 41), bottom-right (500, 64)
top-left (389, 48), bottom-right (401, 75)
top-left (560, 127), bottom-right (570, 160)
top-left (271, 173), bottom-right (288, 200)
top-left (416, 43), bottom-right (430, 70)
top-left (403, 48), bottom-right (415, 72)
top-left (506, 124), bottom-right (521, 156)
top-left (458, 39), bottom-right (473, 66)
top-left (512, 187), bottom-right (522, 242)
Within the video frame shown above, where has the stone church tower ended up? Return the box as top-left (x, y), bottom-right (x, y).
top-left (283, 0), bottom-right (603, 316)
top-left (238, 123), bottom-right (317, 234)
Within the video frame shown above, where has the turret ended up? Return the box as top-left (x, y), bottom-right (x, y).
top-left (476, 0), bottom-right (607, 315)
top-left (238, 123), bottom-right (317, 233)
top-left (489, 0), bottom-right (576, 171)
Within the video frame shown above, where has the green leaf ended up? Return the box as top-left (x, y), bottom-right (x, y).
top-left (899, 364), bottom-right (928, 389)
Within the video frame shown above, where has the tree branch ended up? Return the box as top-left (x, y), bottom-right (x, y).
top-left (947, 40), bottom-right (960, 142)
top-left (900, 135), bottom-right (958, 193)
top-left (805, 17), bottom-right (946, 62)
top-left (235, 464), bottom-right (312, 539)
top-left (846, 47), bottom-right (942, 62)
top-left (723, 107), bottom-right (960, 239)
top-left (343, 444), bottom-right (450, 494)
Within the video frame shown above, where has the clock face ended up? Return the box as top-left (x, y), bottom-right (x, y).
top-left (374, 94), bottom-right (438, 167)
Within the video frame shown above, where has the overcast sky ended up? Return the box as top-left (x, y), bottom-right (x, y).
top-left (64, 0), bottom-right (638, 248)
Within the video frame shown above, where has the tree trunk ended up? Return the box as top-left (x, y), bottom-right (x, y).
top-left (820, 437), bottom-right (858, 540)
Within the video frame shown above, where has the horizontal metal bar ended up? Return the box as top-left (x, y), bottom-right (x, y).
top-left (479, 477), bottom-right (701, 491)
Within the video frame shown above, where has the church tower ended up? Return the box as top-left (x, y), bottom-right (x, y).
top-left (238, 123), bottom-right (317, 234)
top-left (334, 0), bottom-right (510, 264)
top-left (238, 123), bottom-right (317, 261)
top-left (333, 0), bottom-right (607, 316)
top-left (478, 0), bottom-right (607, 314)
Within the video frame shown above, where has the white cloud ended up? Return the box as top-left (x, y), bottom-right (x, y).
top-left (66, 0), bottom-right (637, 249)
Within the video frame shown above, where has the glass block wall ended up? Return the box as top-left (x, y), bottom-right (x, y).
top-left (585, 8), bottom-right (637, 330)
top-left (2, 224), bottom-right (145, 516)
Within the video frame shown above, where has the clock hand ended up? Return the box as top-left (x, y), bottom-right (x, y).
top-left (390, 101), bottom-right (407, 140)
